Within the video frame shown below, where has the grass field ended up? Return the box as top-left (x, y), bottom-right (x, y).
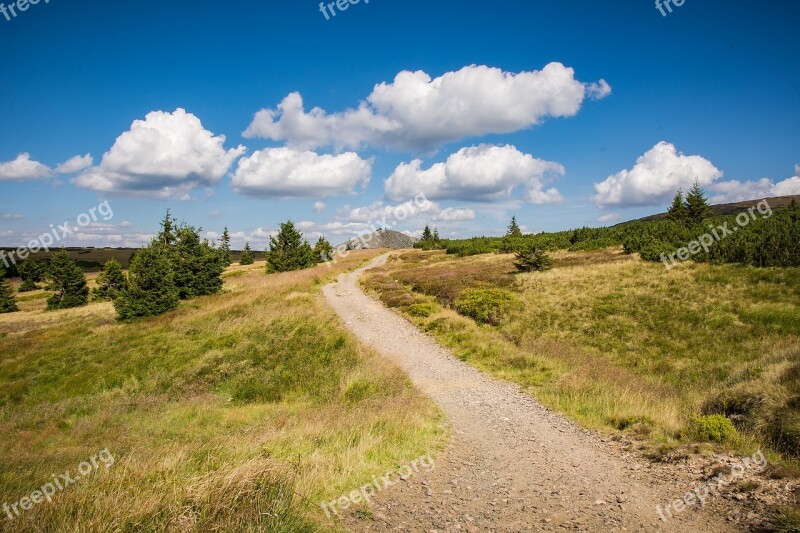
top-left (362, 249), bottom-right (800, 462)
top-left (0, 251), bottom-right (447, 531)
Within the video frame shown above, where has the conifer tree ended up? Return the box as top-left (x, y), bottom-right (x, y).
top-left (157, 209), bottom-right (176, 246)
top-left (313, 236), bottom-right (334, 263)
top-left (171, 223), bottom-right (225, 299)
top-left (421, 225), bottom-right (433, 242)
top-left (506, 216), bottom-right (523, 237)
top-left (45, 250), bottom-right (89, 310)
top-left (433, 228), bottom-right (440, 243)
top-left (514, 246), bottom-right (553, 272)
top-left (17, 260), bottom-right (45, 292)
top-left (666, 189), bottom-right (689, 222)
top-left (239, 242), bottom-right (255, 265)
top-left (0, 265), bottom-right (18, 313)
top-left (92, 258), bottom-right (128, 301)
top-left (685, 181), bottom-right (713, 222)
top-left (115, 244), bottom-right (179, 320)
top-left (220, 227), bottom-right (232, 266)
top-left (265, 220), bottom-right (315, 272)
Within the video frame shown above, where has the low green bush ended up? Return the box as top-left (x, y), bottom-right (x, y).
top-left (453, 288), bottom-right (521, 326)
top-left (689, 414), bottom-right (738, 443)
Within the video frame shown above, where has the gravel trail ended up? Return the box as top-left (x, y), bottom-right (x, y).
top-left (322, 254), bottom-right (731, 532)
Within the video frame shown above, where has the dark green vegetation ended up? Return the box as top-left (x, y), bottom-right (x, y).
top-left (91, 258), bottom-right (127, 301)
top-left (45, 250), bottom-right (89, 311)
top-left (0, 265), bottom-right (18, 313)
top-left (265, 220), bottom-right (320, 272)
top-left (239, 242), bottom-right (255, 265)
top-left (429, 195), bottom-right (800, 269)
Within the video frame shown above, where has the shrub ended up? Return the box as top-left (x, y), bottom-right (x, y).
top-left (514, 247), bottom-right (553, 272)
top-left (239, 242), bottom-right (255, 265)
top-left (688, 414), bottom-right (738, 443)
top-left (407, 302), bottom-right (438, 318)
top-left (453, 288), bottom-right (521, 326)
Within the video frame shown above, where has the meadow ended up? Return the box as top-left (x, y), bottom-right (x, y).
top-left (0, 251), bottom-right (446, 532)
top-left (362, 248), bottom-right (800, 463)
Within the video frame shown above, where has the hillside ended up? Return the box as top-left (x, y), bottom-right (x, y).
top-left (339, 229), bottom-right (418, 250)
top-left (629, 194), bottom-right (800, 224)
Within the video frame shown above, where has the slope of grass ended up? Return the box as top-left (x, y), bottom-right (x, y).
top-left (363, 249), bottom-right (800, 461)
top-left (0, 252), bottom-right (447, 531)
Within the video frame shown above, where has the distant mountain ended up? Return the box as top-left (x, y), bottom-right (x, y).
top-left (622, 194), bottom-right (800, 225)
top-left (338, 229), bottom-right (418, 250)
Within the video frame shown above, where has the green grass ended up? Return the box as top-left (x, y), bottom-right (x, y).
top-left (0, 251), bottom-right (447, 531)
top-left (363, 249), bottom-right (800, 462)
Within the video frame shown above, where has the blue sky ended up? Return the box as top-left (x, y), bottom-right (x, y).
top-left (1, 0), bottom-right (798, 249)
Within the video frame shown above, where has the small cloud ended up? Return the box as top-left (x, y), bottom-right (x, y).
top-left (2, 213), bottom-right (24, 220)
top-left (120, 220), bottom-right (132, 228)
top-left (586, 79), bottom-right (612, 100)
top-left (313, 201), bottom-right (326, 213)
top-left (0, 153), bottom-right (53, 181)
top-left (55, 154), bottom-right (93, 174)
top-left (597, 213), bottom-right (621, 224)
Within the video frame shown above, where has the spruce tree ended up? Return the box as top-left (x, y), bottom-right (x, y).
top-left (506, 216), bottom-right (523, 237)
top-left (220, 227), bottom-right (232, 266)
top-left (45, 250), bottom-right (89, 310)
top-left (313, 236), bottom-right (334, 264)
top-left (421, 225), bottom-right (433, 242)
top-left (514, 246), bottom-right (553, 272)
top-left (92, 258), bottom-right (128, 301)
top-left (115, 244), bottom-right (179, 320)
top-left (17, 260), bottom-right (45, 292)
top-left (157, 209), bottom-right (176, 246)
top-left (0, 265), bottom-right (18, 313)
top-left (433, 228), bottom-right (441, 243)
top-left (171, 223), bottom-right (225, 299)
top-left (265, 220), bottom-right (315, 273)
top-left (685, 181), bottom-right (713, 222)
top-left (239, 242), bottom-right (255, 265)
top-left (666, 189), bottom-right (689, 221)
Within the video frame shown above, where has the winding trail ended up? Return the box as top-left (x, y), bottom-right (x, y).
top-left (323, 254), bottom-right (730, 532)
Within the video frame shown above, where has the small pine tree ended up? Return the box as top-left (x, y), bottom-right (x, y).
top-left (266, 221), bottom-right (316, 273)
top-left (115, 244), bottom-right (179, 320)
top-left (421, 225), bottom-right (433, 242)
top-left (433, 228), bottom-right (441, 243)
top-left (666, 189), bottom-right (689, 222)
top-left (514, 247), bottom-right (553, 272)
top-left (685, 181), bottom-right (713, 222)
top-left (506, 216), bottom-right (523, 237)
top-left (0, 265), bottom-right (19, 313)
top-left (239, 242), bottom-right (255, 265)
top-left (157, 209), bottom-right (176, 246)
top-left (171, 224), bottom-right (225, 299)
top-left (313, 236), bottom-right (334, 263)
top-left (17, 260), bottom-right (45, 292)
top-left (92, 258), bottom-right (128, 301)
top-left (220, 227), bottom-right (232, 266)
top-left (45, 250), bottom-right (89, 310)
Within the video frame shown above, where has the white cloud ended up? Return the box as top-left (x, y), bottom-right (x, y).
top-left (231, 147), bottom-right (372, 199)
top-left (433, 207), bottom-right (476, 222)
top-left (55, 154), bottom-right (93, 174)
top-left (592, 142), bottom-right (723, 207)
top-left (710, 165), bottom-right (800, 203)
top-left (313, 201), bottom-right (326, 213)
top-left (120, 220), bottom-right (132, 227)
top-left (385, 144), bottom-right (564, 203)
top-left (0, 153), bottom-right (53, 181)
top-left (73, 109), bottom-right (245, 199)
top-left (2, 213), bottom-right (24, 220)
top-left (597, 213), bottom-right (621, 224)
top-left (244, 63), bottom-right (610, 151)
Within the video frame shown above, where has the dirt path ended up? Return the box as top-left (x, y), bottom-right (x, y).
top-left (322, 254), bottom-right (731, 532)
